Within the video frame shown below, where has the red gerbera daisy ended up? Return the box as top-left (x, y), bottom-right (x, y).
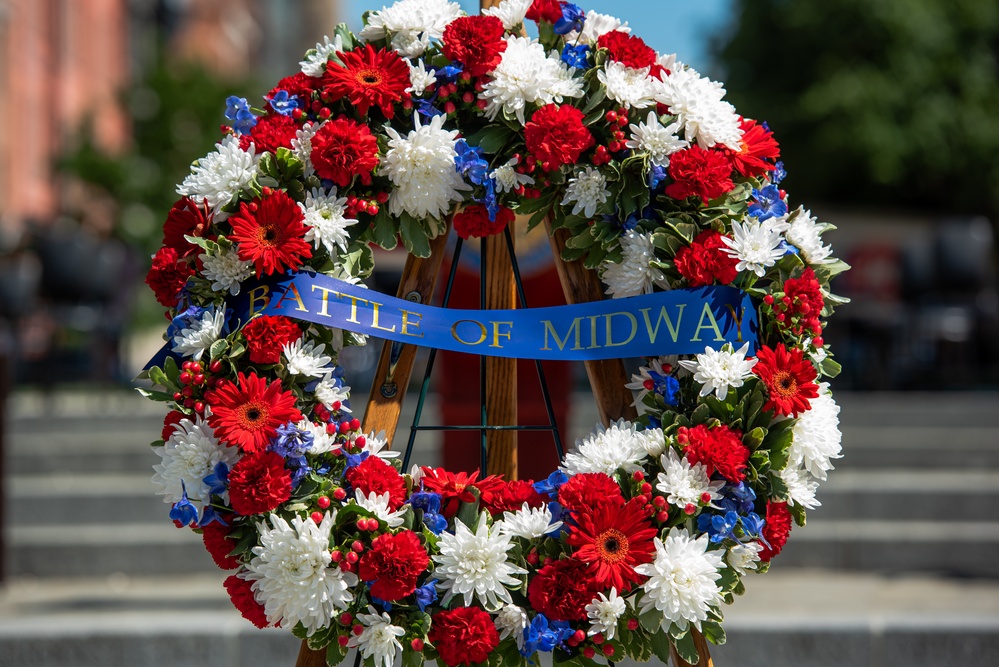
top-left (758, 500), bottom-right (792, 562)
top-left (322, 44), bottom-right (410, 118)
top-left (227, 450), bottom-right (293, 515)
top-left (674, 230), bottom-right (740, 287)
top-left (241, 315), bottom-right (302, 365)
top-left (309, 117), bottom-right (380, 188)
top-left (208, 371), bottom-right (303, 453)
top-left (664, 144), bottom-right (735, 204)
top-left (442, 15), bottom-right (507, 78)
top-left (429, 606), bottom-right (500, 667)
top-left (726, 118), bottom-right (780, 178)
top-left (358, 529), bottom-right (429, 601)
top-left (557, 472), bottom-right (624, 516)
top-left (419, 467), bottom-right (506, 519)
top-left (224, 574), bottom-right (270, 628)
top-left (677, 423), bottom-right (750, 483)
top-left (566, 497), bottom-right (657, 592)
top-left (146, 246), bottom-right (194, 307)
top-left (162, 197), bottom-right (210, 257)
top-left (597, 31), bottom-right (657, 70)
top-left (229, 190), bottom-right (312, 278)
top-left (345, 455), bottom-right (407, 510)
top-left (752, 344), bottom-right (819, 417)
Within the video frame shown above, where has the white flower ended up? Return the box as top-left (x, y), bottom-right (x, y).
top-left (298, 419), bottom-right (340, 455)
top-left (382, 113), bottom-right (469, 220)
top-left (171, 306), bottom-right (225, 360)
top-left (789, 385), bottom-right (842, 480)
top-left (482, 0), bottom-right (533, 30)
top-left (565, 11), bottom-right (630, 45)
top-left (562, 419), bottom-right (652, 476)
top-left (244, 512), bottom-right (357, 635)
top-left (586, 588), bottom-right (626, 640)
top-left (283, 338), bottom-right (334, 378)
top-left (359, 430), bottom-right (399, 460)
top-left (626, 111), bottom-right (688, 167)
top-left (359, 0), bottom-right (463, 58)
top-left (678, 342), bottom-right (757, 400)
top-left (152, 415), bottom-right (240, 505)
top-left (347, 608), bottom-right (405, 667)
top-left (635, 527), bottom-right (726, 632)
top-left (600, 229), bottom-right (667, 298)
top-left (656, 448), bottom-right (724, 509)
top-left (199, 245), bottom-right (254, 296)
top-left (491, 158), bottom-right (534, 194)
top-left (498, 502), bottom-right (562, 539)
top-left (177, 135), bottom-right (258, 216)
top-left (561, 166), bottom-right (610, 217)
top-left (780, 466), bottom-right (821, 509)
top-left (625, 356), bottom-right (681, 414)
top-left (407, 60), bottom-right (437, 96)
top-left (299, 187), bottom-right (357, 255)
top-left (727, 541), bottom-right (762, 576)
top-left (315, 372), bottom-right (351, 411)
top-left (495, 604), bottom-right (529, 646)
top-left (598, 61), bottom-right (656, 109)
top-left (785, 207), bottom-right (835, 265)
top-left (300, 34), bottom-right (343, 77)
top-left (409, 464), bottom-right (424, 485)
top-left (354, 490), bottom-right (407, 528)
top-left (722, 218), bottom-right (786, 277)
top-left (291, 122), bottom-right (321, 177)
top-left (653, 66), bottom-right (742, 149)
top-left (480, 36), bottom-right (584, 124)
top-left (434, 512), bottom-right (526, 611)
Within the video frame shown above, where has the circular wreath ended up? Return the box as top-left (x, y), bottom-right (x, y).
top-left (140, 1), bottom-right (848, 666)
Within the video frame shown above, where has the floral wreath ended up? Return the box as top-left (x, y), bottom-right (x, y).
top-left (140, 1), bottom-right (849, 666)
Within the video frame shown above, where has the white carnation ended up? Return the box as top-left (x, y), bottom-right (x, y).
top-left (300, 34), bottom-right (343, 77)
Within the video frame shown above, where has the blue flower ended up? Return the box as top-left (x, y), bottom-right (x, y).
top-left (203, 462), bottom-right (230, 497)
top-left (436, 64), bottom-right (463, 83)
top-left (479, 178), bottom-right (500, 221)
top-left (770, 161), bottom-right (786, 185)
top-left (415, 96), bottom-right (444, 118)
top-left (268, 89), bottom-right (299, 116)
top-left (553, 3), bottom-right (585, 35)
top-left (423, 510), bottom-right (448, 534)
top-left (648, 163), bottom-right (668, 191)
top-left (722, 482), bottom-right (756, 514)
top-left (602, 210), bottom-right (641, 233)
top-left (409, 491), bottom-right (442, 513)
top-left (560, 44), bottom-right (590, 69)
top-left (455, 140), bottom-right (490, 186)
top-left (344, 450), bottom-right (370, 470)
top-left (697, 510), bottom-right (740, 543)
top-left (748, 184), bottom-right (787, 222)
top-left (199, 504), bottom-right (227, 527)
top-left (741, 512), bottom-right (765, 537)
top-left (646, 370), bottom-right (680, 406)
top-left (169, 481), bottom-right (198, 526)
top-left (533, 470), bottom-right (569, 499)
top-left (521, 614), bottom-right (574, 657)
top-left (270, 422), bottom-right (314, 487)
top-left (370, 594), bottom-right (393, 612)
top-left (224, 95), bottom-right (258, 135)
top-left (414, 579), bottom-right (439, 612)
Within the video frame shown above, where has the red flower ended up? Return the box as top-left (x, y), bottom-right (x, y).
top-left (566, 497), bottom-right (657, 592)
top-left (597, 31), bottom-right (657, 70)
top-left (780, 268), bottom-right (825, 337)
top-left (442, 16), bottom-right (508, 77)
top-left (243, 112), bottom-right (299, 154)
top-left (758, 500), bottom-right (792, 562)
top-left (528, 558), bottom-right (599, 622)
top-left (224, 574), bottom-right (270, 628)
top-left (557, 472), bottom-right (624, 516)
top-left (664, 145), bottom-right (735, 203)
top-left (524, 104), bottom-right (594, 170)
top-left (162, 410), bottom-right (185, 441)
top-left (241, 315), bottom-right (302, 365)
top-left (202, 518), bottom-right (240, 569)
top-left (345, 455), bottom-right (407, 510)
top-left (310, 117), bottom-right (380, 187)
top-left (227, 450), bottom-right (292, 516)
top-left (358, 530), bottom-right (429, 601)
top-left (429, 606), bottom-right (500, 667)
top-left (146, 246), bottom-right (194, 307)
top-left (268, 72), bottom-right (317, 107)
top-left (727, 118), bottom-right (780, 178)
top-left (752, 344), bottom-right (819, 417)
top-left (420, 468), bottom-right (506, 519)
top-left (229, 190), bottom-right (312, 278)
top-left (678, 423), bottom-right (749, 483)
top-left (208, 371), bottom-right (303, 453)
top-left (322, 44), bottom-right (410, 118)
top-left (674, 230), bottom-right (739, 287)
top-left (162, 197), bottom-right (210, 257)
top-left (481, 479), bottom-right (548, 516)
top-left (453, 204), bottom-right (515, 240)
top-left (525, 0), bottom-right (564, 24)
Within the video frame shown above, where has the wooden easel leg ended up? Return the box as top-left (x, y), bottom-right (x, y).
top-left (483, 233), bottom-right (517, 479)
top-left (670, 629), bottom-right (715, 667)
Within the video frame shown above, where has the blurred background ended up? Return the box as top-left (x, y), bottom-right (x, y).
top-left (0, 1), bottom-right (997, 666)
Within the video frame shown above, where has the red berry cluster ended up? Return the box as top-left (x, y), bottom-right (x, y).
top-left (631, 470), bottom-right (672, 524)
top-left (603, 107), bottom-right (631, 155)
top-left (763, 267), bottom-right (826, 344)
top-left (173, 359), bottom-right (226, 415)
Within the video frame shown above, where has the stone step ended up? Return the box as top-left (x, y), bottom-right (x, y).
top-left (835, 425), bottom-right (999, 469)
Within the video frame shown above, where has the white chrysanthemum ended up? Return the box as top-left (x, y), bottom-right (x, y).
top-left (383, 113), bottom-right (469, 220)
top-left (586, 588), bottom-right (626, 640)
top-left (409, 464), bottom-right (424, 485)
top-left (177, 135), bottom-right (258, 216)
top-left (626, 110), bottom-right (688, 167)
top-left (171, 306), bottom-right (225, 360)
top-left (678, 342), bottom-right (758, 400)
top-left (407, 60), bottom-right (437, 96)
top-left (727, 541), bottom-right (762, 576)
top-left (491, 158), bottom-right (534, 193)
top-left (244, 512), bottom-right (357, 635)
top-left (300, 34), bottom-right (344, 77)
top-left (291, 121), bottom-right (321, 177)
top-left (722, 218), bottom-right (785, 277)
top-left (498, 502), bottom-right (562, 539)
top-left (283, 339), bottom-right (333, 378)
top-left (482, 0), bottom-right (533, 30)
top-left (601, 229), bottom-right (666, 298)
top-left (348, 608), bottom-right (405, 667)
top-left (359, 430), bottom-right (399, 460)
top-left (434, 512), bottom-right (527, 611)
top-left (315, 372), bottom-right (351, 411)
top-left (781, 466), bottom-right (821, 509)
top-left (495, 604), bottom-right (529, 646)
top-left (635, 528), bottom-right (726, 631)
top-left (152, 415), bottom-right (240, 505)
top-left (298, 419), bottom-right (339, 455)
top-left (354, 490), bottom-right (406, 528)
top-left (480, 36), bottom-right (584, 124)
top-left (359, 0), bottom-right (463, 58)
top-left (653, 66), bottom-right (742, 149)
top-left (789, 386), bottom-right (842, 480)
top-left (200, 245), bottom-right (254, 296)
top-left (786, 207), bottom-right (835, 265)
top-left (299, 187), bottom-right (356, 255)
top-left (562, 419), bottom-right (652, 476)
top-left (565, 10), bottom-right (630, 44)
top-left (561, 166), bottom-right (610, 217)
top-left (598, 61), bottom-right (656, 109)
top-left (656, 448), bottom-right (724, 509)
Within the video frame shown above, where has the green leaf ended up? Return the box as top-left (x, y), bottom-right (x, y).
top-left (455, 488), bottom-right (482, 530)
top-left (701, 620), bottom-right (726, 646)
top-left (790, 501), bottom-right (807, 527)
top-left (399, 214), bottom-right (432, 258)
top-left (209, 338), bottom-right (228, 361)
top-left (147, 366), bottom-right (170, 389)
top-left (326, 639), bottom-right (349, 667)
top-left (766, 425), bottom-right (794, 470)
top-left (333, 23), bottom-right (354, 51)
top-left (402, 647), bottom-right (424, 667)
top-left (466, 124), bottom-right (516, 154)
top-left (650, 631), bottom-right (673, 663)
top-left (819, 356), bottom-right (842, 378)
top-left (743, 426), bottom-right (767, 450)
top-left (639, 607), bottom-right (662, 634)
top-left (674, 631), bottom-right (700, 665)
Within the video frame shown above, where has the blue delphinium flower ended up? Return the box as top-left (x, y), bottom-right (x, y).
top-left (533, 470), bottom-right (569, 499)
top-left (270, 421), bottom-right (313, 486)
top-left (436, 63), bottom-right (463, 83)
top-left (203, 462), bottom-right (230, 497)
top-left (721, 482), bottom-right (756, 514)
top-left (199, 505), bottom-right (227, 527)
top-left (561, 44), bottom-right (590, 69)
top-left (267, 89), bottom-right (299, 116)
top-left (414, 579), bottom-right (439, 612)
top-left (553, 3), bottom-right (585, 35)
top-left (646, 369), bottom-right (681, 406)
top-left (648, 163), bottom-right (668, 191)
top-left (224, 95), bottom-right (258, 135)
top-left (409, 490), bottom-right (448, 534)
top-left (697, 510), bottom-right (740, 543)
top-left (771, 160), bottom-right (786, 185)
top-left (748, 184), bottom-right (787, 221)
top-left (170, 481), bottom-right (199, 526)
top-left (415, 96), bottom-right (444, 118)
top-left (455, 140), bottom-right (490, 185)
top-left (521, 614), bottom-right (575, 657)
top-left (741, 511), bottom-right (765, 538)
top-left (479, 178), bottom-right (500, 221)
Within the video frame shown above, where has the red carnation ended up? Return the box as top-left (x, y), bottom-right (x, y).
top-left (524, 104), bottom-right (594, 170)
top-left (420, 468), bottom-right (506, 519)
top-left (227, 450), bottom-right (292, 516)
top-left (202, 519), bottom-right (240, 569)
top-left (525, 0), bottom-right (564, 24)
top-left (241, 315), bottom-right (301, 366)
top-left (268, 72), bottom-right (317, 107)
top-left (528, 558), bottom-right (599, 622)
top-left (752, 344), bottom-right (819, 417)
top-left (310, 117), bottom-right (380, 187)
top-left (162, 410), bottom-right (185, 441)
top-left (429, 606), bottom-right (500, 667)
top-left (243, 112), bottom-right (299, 154)
top-left (597, 31), bottom-right (657, 70)
top-left (557, 472), bottom-right (624, 516)
top-left (346, 455), bottom-right (407, 510)
top-left (442, 16), bottom-right (507, 77)
top-left (322, 44), bottom-right (410, 118)
top-left (567, 497), bottom-right (657, 592)
top-left (146, 246), bottom-right (194, 307)
top-left (727, 118), bottom-right (780, 178)
top-left (678, 423), bottom-right (749, 483)
top-left (481, 479), bottom-right (548, 516)
top-left (780, 267), bottom-right (825, 337)
top-left (664, 145), bottom-right (735, 204)
top-left (453, 204), bottom-right (515, 240)
top-left (224, 574), bottom-right (270, 628)
top-left (208, 371), bottom-right (303, 453)
top-left (674, 230), bottom-right (739, 287)
top-left (758, 500), bottom-right (792, 562)
top-left (162, 197), bottom-right (210, 257)
top-left (229, 190), bottom-right (312, 278)
top-left (358, 530), bottom-right (429, 601)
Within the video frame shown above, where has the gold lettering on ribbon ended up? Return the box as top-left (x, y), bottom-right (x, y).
top-left (640, 305), bottom-right (685, 343)
top-left (370, 301), bottom-right (397, 333)
top-left (725, 304), bottom-right (746, 343)
top-left (490, 321), bottom-right (513, 348)
top-left (541, 318), bottom-right (581, 351)
top-left (273, 282), bottom-right (309, 313)
top-left (691, 303), bottom-right (725, 342)
top-left (605, 311), bottom-right (638, 347)
top-left (400, 309), bottom-right (424, 338)
top-left (586, 315), bottom-right (600, 350)
top-left (344, 294), bottom-right (370, 324)
top-left (248, 285), bottom-right (271, 316)
top-left (310, 284), bottom-right (340, 317)
top-left (451, 319), bottom-right (487, 346)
